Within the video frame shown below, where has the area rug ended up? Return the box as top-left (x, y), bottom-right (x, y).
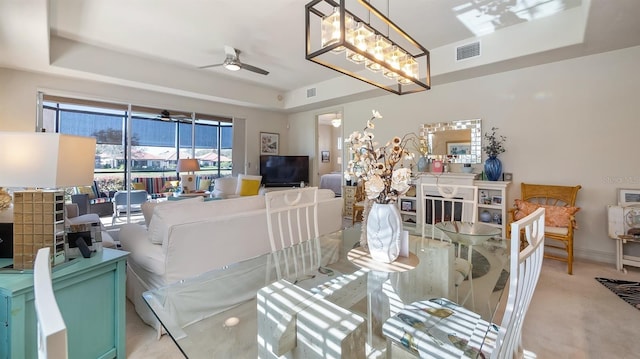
top-left (595, 277), bottom-right (640, 310)
top-left (470, 250), bottom-right (508, 292)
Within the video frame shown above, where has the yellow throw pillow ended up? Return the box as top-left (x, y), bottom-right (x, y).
top-left (198, 179), bottom-right (212, 191)
top-left (239, 179), bottom-right (261, 196)
top-left (131, 182), bottom-right (146, 190)
top-left (77, 186), bottom-right (96, 199)
top-left (235, 174), bottom-right (262, 194)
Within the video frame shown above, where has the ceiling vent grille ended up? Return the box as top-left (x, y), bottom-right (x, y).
top-left (307, 88), bottom-right (317, 98)
top-left (456, 41), bottom-right (481, 61)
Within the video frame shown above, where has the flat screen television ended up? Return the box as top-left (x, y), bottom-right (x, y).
top-left (260, 155), bottom-right (309, 187)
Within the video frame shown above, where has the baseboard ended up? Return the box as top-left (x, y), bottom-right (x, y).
top-left (575, 248), bottom-right (616, 265)
top-left (544, 246), bottom-right (615, 266)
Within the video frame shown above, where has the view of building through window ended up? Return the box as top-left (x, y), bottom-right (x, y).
top-left (42, 100), bottom-right (232, 196)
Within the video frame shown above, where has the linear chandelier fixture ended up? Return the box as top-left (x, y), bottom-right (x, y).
top-left (305, 0), bottom-right (430, 95)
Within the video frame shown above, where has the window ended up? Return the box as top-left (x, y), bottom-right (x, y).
top-left (42, 96), bottom-right (233, 195)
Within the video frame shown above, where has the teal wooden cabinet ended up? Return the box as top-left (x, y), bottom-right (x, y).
top-left (0, 248), bottom-right (128, 359)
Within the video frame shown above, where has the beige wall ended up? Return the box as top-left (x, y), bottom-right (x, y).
top-left (0, 68), bottom-right (287, 176)
top-left (3, 44), bottom-right (638, 264)
top-left (289, 45), bottom-right (640, 265)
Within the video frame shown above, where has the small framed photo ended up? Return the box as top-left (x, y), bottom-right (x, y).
top-left (260, 132), bottom-right (279, 155)
top-left (503, 172), bottom-right (513, 181)
top-left (321, 151), bottom-right (330, 163)
top-left (401, 199), bottom-right (414, 212)
top-left (618, 188), bottom-right (640, 206)
top-left (446, 141), bottom-right (471, 155)
top-left (492, 196), bottom-right (503, 205)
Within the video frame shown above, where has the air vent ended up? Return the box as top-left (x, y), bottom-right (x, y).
top-left (456, 41), bottom-right (481, 61)
top-left (307, 88), bottom-right (316, 98)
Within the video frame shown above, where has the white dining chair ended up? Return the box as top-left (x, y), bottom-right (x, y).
top-left (488, 207), bottom-right (545, 359)
top-left (34, 247), bottom-right (68, 359)
top-left (420, 183), bottom-right (478, 305)
top-left (265, 187), bottom-right (321, 281)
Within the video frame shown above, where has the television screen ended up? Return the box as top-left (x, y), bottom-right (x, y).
top-left (260, 155), bottom-right (309, 187)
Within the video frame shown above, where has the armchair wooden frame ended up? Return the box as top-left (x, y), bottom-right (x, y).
top-left (509, 183), bottom-right (582, 274)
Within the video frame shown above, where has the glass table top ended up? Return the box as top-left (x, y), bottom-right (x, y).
top-left (435, 221), bottom-right (502, 246)
top-left (143, 225), bottom-right (509, 358)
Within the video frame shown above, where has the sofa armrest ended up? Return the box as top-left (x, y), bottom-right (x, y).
top-left (119, 224), bottom-right (151, 252)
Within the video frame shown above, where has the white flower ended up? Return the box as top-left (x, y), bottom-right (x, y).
top-left (365, 175), bottom-right (385, 200)
top-left (345, 110), bottom-right (418, 204)
top-left (391, 168), bottom-right (411, 195)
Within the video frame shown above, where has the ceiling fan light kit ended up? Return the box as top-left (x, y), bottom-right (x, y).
top-left (224, 62), bottom-right (241, 71)
top-left (200, 45), bottom-right (269, 75)
top-left (305, 0), bottom-right (430, 95)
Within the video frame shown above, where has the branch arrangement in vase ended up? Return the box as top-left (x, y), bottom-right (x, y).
top-left (344, 110), bottom-right (422, 204)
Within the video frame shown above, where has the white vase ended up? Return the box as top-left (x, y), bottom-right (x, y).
top-left (366, 202), bottom-right (402, 263)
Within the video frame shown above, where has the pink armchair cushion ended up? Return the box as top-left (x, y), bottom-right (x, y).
top-left (514, 199), bottom-right (580, 228)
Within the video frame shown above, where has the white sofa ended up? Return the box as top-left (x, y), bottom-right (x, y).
top-left (119, 188), bottom-right (343, 331)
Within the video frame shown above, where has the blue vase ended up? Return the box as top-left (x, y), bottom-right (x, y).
top-left (417, 156), bottom-right (428, 172)
top-left (484, 156), bottom-right (502, 181)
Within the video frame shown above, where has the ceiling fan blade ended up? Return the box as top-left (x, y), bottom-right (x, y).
top-left (240, 63), bottom-right (269, 75)
top-left (198, 63), bottom-right (224, 69)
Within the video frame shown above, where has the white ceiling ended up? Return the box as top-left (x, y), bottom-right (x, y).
top-left (1, 0), bottom-right (639, 112)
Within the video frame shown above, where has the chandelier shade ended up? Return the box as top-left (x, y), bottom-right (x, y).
top-left (305, 0), bottom-right (430, 95)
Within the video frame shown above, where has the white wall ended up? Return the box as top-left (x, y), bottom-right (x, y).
top-left (0, 68), bottom-right (287, 176)
top-left (288, 45), bottom-right (640, 265)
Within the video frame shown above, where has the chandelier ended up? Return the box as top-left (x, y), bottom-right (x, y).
top-left (305, 0), bottom-right (430, 95)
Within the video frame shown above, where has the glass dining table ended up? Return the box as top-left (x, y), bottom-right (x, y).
top-left (142, 224), bottom-right (509, 358)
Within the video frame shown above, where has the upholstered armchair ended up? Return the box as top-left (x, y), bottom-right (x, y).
top-left (71, 181), bottom-right (114, 217)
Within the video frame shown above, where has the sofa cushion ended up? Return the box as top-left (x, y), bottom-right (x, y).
top-left (198, 179), bottom-right (212, 191)
top-left (131, 182), bottom-right (146, 190)
top-left (143, 196), bottom-right (204, 227)
top-left (145, 196), bottom-right (205, 241)
top-left (236, 174), bottom-right (262, 195)
top-left (77, 185), bottom-right (96, 199)
top-left (148, 195), bottom-right (267, 249)
top-left (514, 199), bottom-right (580, 228)
top-left (214, 177), bottom-right (237, 197)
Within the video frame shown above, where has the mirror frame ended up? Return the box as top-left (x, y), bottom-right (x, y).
top-left (420, 119), bottom-right (482, 164)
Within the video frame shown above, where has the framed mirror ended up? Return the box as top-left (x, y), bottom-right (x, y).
top-left (420, 119), bottom-right (482, 164)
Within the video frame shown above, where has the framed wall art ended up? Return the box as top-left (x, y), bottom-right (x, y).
top-left (618, 188), bottom-right (640, 206)
top-left (401, 199), bottom-right (414, 212)
top-left (260, 132), bottom-right (279, 155)
top-left (446, 141), bottom-right (471, 155)
top-left (321, 151), bottom-right (330, 163)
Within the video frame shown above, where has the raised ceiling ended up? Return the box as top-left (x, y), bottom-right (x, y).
top-left (1, 0), bottom-right (639, 112)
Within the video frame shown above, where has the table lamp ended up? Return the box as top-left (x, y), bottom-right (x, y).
top-left (177, 158), bottom-right (200, 193)
top-left (0, 132), bottom-right (97, 269)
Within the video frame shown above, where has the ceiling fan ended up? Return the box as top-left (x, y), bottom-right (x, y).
top-left (199, 45), bottom-right (269, 75)
top-left (156, 110), bottom-right (191, 122)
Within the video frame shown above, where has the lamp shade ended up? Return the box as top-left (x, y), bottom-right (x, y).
top-left (177, 159), bottom-right (200, 173)
top-left (0, 132), bottom-right (97, 188)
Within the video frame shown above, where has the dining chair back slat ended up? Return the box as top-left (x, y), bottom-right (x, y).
top-left (265, 187), bottom-right (320, 281)
top-left (492, 207), bottom-right (545, 358)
